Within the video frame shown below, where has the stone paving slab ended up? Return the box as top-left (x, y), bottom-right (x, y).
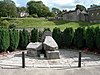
top-left (0, 49), bottom-right (100, 68)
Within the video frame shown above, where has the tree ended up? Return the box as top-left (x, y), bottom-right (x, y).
top-left (31, 28), bottom-right (38, 42)
top-left (0, 0), bottom-right (17, 17)
top-left (9, 29), bottom-right (19, 51)
top-left (73, 27), bottom-right (85, 49)
top-left (52, 8), bottom-right (61, 14)
top-left (0, 29), bottom-right (10, 52)
top-left (95, 27), bottom-right (100, 50)
top-left (52, 27), bottom-right (62, 48)
top-left (75, 4), bottom-right (86, 11)
top-left (85, 27), bottom-right (95, 50)
top-left (27, 1), bottom-right (50, 17)
top-left (63, 28), bottom-right (73, 48)
top-left (19, 29), bottom-right (29, 49)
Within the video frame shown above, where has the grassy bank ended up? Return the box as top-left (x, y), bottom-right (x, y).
top-left (7, 18), bottom-right (100, 31)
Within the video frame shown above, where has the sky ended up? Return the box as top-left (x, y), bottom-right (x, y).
top-left (12, 0), bottom-right (100, 10)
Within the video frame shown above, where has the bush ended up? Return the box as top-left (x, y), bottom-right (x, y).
top-left (63, 27), bottom-right (73, 48)
top-left (9, 23), bottom-right (16, 29)
top-left (95, 27), bottom-right (100, 50)
top-left (31, 28), bottom-right (38, 42)
top-left (52, 27), bottom-right (62, 48)
top-left (9, 29), bottom-right (19, 51)
top-left (85, 27), bottom-right (95, 50)
top-left (31, 14), bottom-right (38, 18)
top-left (0, 20), bottom-right (10, 28)
top-left (19, 29), bottom-right (29, 49)
top-left (0, 29), bottom-right (10, 52)
top-left (43, 28), bottom-right (51, 32)
top-left (73, 27), bottom-right (85, 49)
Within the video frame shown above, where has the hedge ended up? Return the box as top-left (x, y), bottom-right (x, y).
top-left (0, 27), bottom-right (100, 53)
top-left (85, 27), bottom-right (95, 50)
top-left (63, 27), bottom-right (73, 48)
top-left (52, 27), bottom-right (62, 48)
top-left (18, 29), bottom-right (29, 49)
top-left (73, 27), bottom-right (85, 49)
top-left (31, 28), bottom-right (38, 42)
top-left (0, 29), bottom-right (10, 52)
top-left (9, 29), bottom-right (19, 51)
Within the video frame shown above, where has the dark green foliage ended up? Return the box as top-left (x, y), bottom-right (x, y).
top-left (95, 27), bottom-right (100, 49)
top-left (0, 0), bottom-right (17, 17)
top-left (63, 28), bottom-right (73, 48)
top-left (75, 4), bottom-right (86, 11)
top-left (9, 29), bottom-right (19, 51)
top-left (73, 27), bottom-right (85, 49)
top-left (43, 28), bottom-right (51, 32)
top-left (31, 28), bottom-right (38, 42)
top-left (52, 27), bottom-right (62, 48)
top-left (27, 1), bottom-right (50, 17)
top-left (19, 29), bottom-right (29, 49)
top-left (85, 27), bottom-right (95, 50)
top-left (38, 31), bottom-right (43, 42)
top-left (0, 29), bottom-right (10, 52)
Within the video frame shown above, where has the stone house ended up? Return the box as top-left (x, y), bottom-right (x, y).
top-left (88, 5), bottom-right (100, 23)
top-left (63, 9), bottom-right (88, 21)
top-left (19, 12), bottom-right (29, 18)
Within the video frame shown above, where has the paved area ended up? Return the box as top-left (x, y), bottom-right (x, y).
top-left (0, 49), bottom-right (100, 69)
top-left (1, 66), bottom-right (100, 75)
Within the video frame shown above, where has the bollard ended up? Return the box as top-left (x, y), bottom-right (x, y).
top-left (22, 52), bottom-right (25, 68)
top-left (78, 51), bottom-right (81, 67)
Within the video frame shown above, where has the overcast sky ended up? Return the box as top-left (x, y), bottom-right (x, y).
top-left (12, 0), bottom-right (100, 10)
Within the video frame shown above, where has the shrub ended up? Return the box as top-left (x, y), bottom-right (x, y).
top-left (43, 28), bottom-right (51, 32)
top-left (31, 14), bottom-right (38, 18)
top-left (0, 20), bottom-right (10, 28)
top-left (95, 27), bottom-right (100, 50)
top-left (52, 27), bottom-right (62, 48)
top-left (63, 27), bottom-right (73, 48)
top-left (85, 27), bottom-right (95, 50)
top-left (73, 27), bottom-right (85, 49)
top-left (0, 29), bottom-right (10, 52)
top-left (9, 29), bottom-right (19, 51)
top-left (31, 28), bottom-right (38, 42)
top-left (9, 23), bottom-right (16, 29)
top-left (19, 29), bottom-right (29, 49)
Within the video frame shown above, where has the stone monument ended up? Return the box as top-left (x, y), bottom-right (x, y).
top-left (26, 31), bottom-right (60, 59)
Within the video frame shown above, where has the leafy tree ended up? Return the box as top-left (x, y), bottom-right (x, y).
top-left (0, 29), bottom-right (10, 52)
top-left (0, 0), bottom-right (17, 17)
top-left (47, 12), bottom-right (56, 17)
top-left (73, 27), bottom-right (85, 49)
top-left (9, 29), bottom-right (19, 51)
top-left (19, 29), bottom-right (29, 49)
top-left (75, 4), bottom-right (86, 11)
top-left (63, 28), bottom-right (73, 48)
top-left (85, 27), bottom-right (95, 50)
top-left (52, 8), bottom-right (61, 14)
top-left (31, 28), bottom-right (38, 42)
top-left (27, 1), bottom-right (50, 17)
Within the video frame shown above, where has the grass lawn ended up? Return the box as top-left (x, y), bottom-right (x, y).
top-left (8, 18), bottom-right (100, 31)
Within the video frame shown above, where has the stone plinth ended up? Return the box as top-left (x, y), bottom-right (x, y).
top-left (46, 50), bottom-right (60, 59)
top-left (43, 36), bottom-right (58, 51)
top-left (26, 42), bottom-right (42, 57)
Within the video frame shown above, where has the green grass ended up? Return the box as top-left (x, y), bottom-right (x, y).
top-left (8, 18), bottom-right (100, 31)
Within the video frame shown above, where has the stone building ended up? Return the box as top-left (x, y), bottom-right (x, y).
top-left (63, 9), bottom-right (88, 21)
top-left (88, 5), bottom-right (100, 23)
